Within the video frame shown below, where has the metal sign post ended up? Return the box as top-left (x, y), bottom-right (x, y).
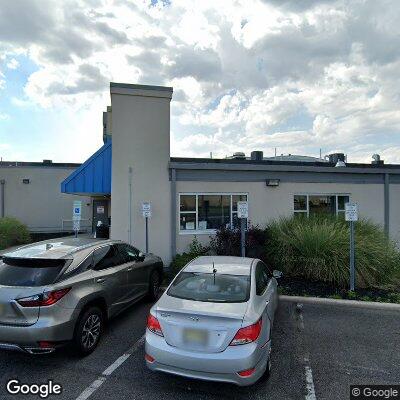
top-left (142, 202), bottom-right (152, 253)
top-left (345, 203), bottom-right (358, 291)
top-left (72, 200), bottom-right (82, 238)
top-left (237, 201), bottom-right (248, 257)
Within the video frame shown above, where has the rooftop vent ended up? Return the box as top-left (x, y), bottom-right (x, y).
top-left (372, 154), bottom-right (384, 165)
top-left (232, 152), bottom-right (246, 159)
top-left (328, 153), bottom-right (345, 164)
top-left (251, 151), bottom-right (264, 161)
top-left (43, 159), bottom-right (53, 164)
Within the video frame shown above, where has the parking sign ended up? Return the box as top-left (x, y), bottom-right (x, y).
top-left (237, 201), bottom-right (248, 219)
top-left (73, 200), bottom-right (82, 221)
top-left (345, 203), bottom-right (358, 222)
top-left (142, 202), bottom-right (152, 218)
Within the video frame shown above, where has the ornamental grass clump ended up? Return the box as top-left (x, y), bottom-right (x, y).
top-left (266, 215), bottom-right (400, 288)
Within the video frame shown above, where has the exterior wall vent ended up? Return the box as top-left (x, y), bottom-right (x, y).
top-left (22, 179), bottom-right (30, 184)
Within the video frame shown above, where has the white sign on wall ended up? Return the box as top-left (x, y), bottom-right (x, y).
top-left (237, 201), bottom-right (249, 219)
top-left (142, 202), bottom-right (152, 218)
top-left (345, 203), bottom-right (358, 222)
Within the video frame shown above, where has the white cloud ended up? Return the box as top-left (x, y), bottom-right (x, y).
top-left (1, 0), bottom-right (400, 162)
top-left (6, 58), bottom-right (19, 69)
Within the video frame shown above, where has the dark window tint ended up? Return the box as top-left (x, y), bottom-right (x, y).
top-left (0, 258), bottom-right (67, 287)
top-left (167, 272), bottom-right (250, 303)
top-left (115, 244), bottom-right (139, 263)
top-left (255, 262), bottom-right (270, 296)
top-left (92, 245), bottom-right (125, 271)
top-left (59, 255), bottom-right (92, 281)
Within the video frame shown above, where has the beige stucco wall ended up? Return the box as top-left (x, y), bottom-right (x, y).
top-left (389, 184), bottom-right (400, 243)
top-left (110, 86), bottom-right (172, 262)
top-left (0, 166), bottom-right (92, 232)
top-left (176, 181), bottom-right (387, 253)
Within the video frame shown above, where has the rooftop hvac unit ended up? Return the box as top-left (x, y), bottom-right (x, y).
top-left (233, 152), bottom-right (246, 159)
top-left (251, 151), bottom-right (264, 161)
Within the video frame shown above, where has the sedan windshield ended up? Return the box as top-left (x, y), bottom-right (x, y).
top-left (167, 272), bottom-right (250, 303)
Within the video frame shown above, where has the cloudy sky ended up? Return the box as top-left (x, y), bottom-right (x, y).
top-left (1, 0), bottom-right (400, 163)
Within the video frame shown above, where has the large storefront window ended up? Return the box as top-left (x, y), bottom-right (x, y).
top-left (179, 193), bottom-right (248, 232)
top-left (294, 194), bottom-right (350, 217)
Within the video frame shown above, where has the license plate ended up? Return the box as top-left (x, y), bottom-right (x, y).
top-left (183, 329), bottom-right (208, 345)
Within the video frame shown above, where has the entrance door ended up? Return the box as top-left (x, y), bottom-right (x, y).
top-left (93, 199), bottom-right (109, 231)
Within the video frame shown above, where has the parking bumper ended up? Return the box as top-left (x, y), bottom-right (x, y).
top-left (145, 331), bottom-right (270, 386)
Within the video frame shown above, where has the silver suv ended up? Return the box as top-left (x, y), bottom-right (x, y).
top-left (0, 237), bottom-right (163, 355)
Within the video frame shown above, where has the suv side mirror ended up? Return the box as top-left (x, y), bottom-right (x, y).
top-left (273, 270), bottom-right (283, 279)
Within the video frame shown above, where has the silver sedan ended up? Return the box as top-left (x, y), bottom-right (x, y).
top-left (145, 256), bottom-right (282, 386)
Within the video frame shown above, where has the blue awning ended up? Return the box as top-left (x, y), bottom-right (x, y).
top-left (61, 140), bottom-right (111, 195)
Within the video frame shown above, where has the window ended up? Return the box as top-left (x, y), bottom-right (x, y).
top-left (0, 258), bottom-right (68, 287)
top-left (93, 245), bottom-right (124, 271)
top-left (293, 194), bottom-right (350, 217)
top-left (179, 193), bottom-right (248, 232)
top-left (255, 262), bottom-right (270, 296)
top-left (60, 254), bottom-right (93, 280)
top-left (167, 272), bottom-right (250, 303)
top-left (115, 243), bottom-right (139, 263)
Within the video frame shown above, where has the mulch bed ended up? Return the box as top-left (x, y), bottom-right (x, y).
top-left (278, 277), bottom-right (400, 303)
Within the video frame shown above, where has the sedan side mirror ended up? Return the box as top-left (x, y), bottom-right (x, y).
top-left (273, 270), bottom-right (283, 279)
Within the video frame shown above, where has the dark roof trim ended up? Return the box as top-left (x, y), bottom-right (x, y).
top-left (0, 161), bottom-right (81, 168)
top-left (110, 82), bottom-right (173, 92)
top-left (169, 158), bottom-right (400, 175)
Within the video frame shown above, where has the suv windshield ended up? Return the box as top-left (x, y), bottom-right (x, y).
top-left (167, 272), bottom-right (250, 303)
top-left (0, 257), bottom-right (69, 287)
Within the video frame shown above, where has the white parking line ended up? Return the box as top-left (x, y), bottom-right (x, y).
top-left (304, 355), bottom-right (317, 400)
top-left (296, 304), bottom-right (317, 400)
top-left (75, 334), bottom-right (145, 400)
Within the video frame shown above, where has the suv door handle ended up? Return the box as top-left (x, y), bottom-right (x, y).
top-left (96, 278), bottom-right (106, 283)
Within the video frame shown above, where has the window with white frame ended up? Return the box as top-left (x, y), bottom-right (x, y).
top-left (294, 194), bottom-right (350, 217)
top-left (179, 194), bottom-right (248, 232)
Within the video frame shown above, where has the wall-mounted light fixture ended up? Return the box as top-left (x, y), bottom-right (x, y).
top-left (266, 179), bottom-right (280, 187)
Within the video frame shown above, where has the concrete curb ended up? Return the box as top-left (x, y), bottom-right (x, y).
top-left (280, 295), bottom-right (400, 311)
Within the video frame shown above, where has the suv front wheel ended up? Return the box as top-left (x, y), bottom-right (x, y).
top-left (74, 306), bottom-right (103, 356)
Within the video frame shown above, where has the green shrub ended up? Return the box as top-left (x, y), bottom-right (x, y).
top-left (0, 217), bottom-right (31, 250)
top-left (209, 224), bottom-right (269, 263)
top-left (169, 237), bottom-right (208, 275)
top-left (266, 215), bottom-right (400, 288)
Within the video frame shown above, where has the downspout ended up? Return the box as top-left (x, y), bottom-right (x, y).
top-left (0, 179), bottom-right (4, 217)
top-left (384, 173), bottom-right (390, 236)
top-left (128, 166), bottom-right (133, 244)
top-left (171, 168), bottom-right (176, 260)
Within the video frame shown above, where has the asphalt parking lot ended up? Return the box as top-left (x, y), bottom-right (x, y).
top-left (0, 298), bottom-right (399, 400)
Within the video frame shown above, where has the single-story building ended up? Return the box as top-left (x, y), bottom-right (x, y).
top-left (0, 161), bottom-right (92, 234)
top-left (59, 82), bottom-right (400, 264)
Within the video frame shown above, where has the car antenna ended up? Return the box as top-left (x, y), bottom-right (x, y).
top-left (212, 262), bottom-right (217, 284)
